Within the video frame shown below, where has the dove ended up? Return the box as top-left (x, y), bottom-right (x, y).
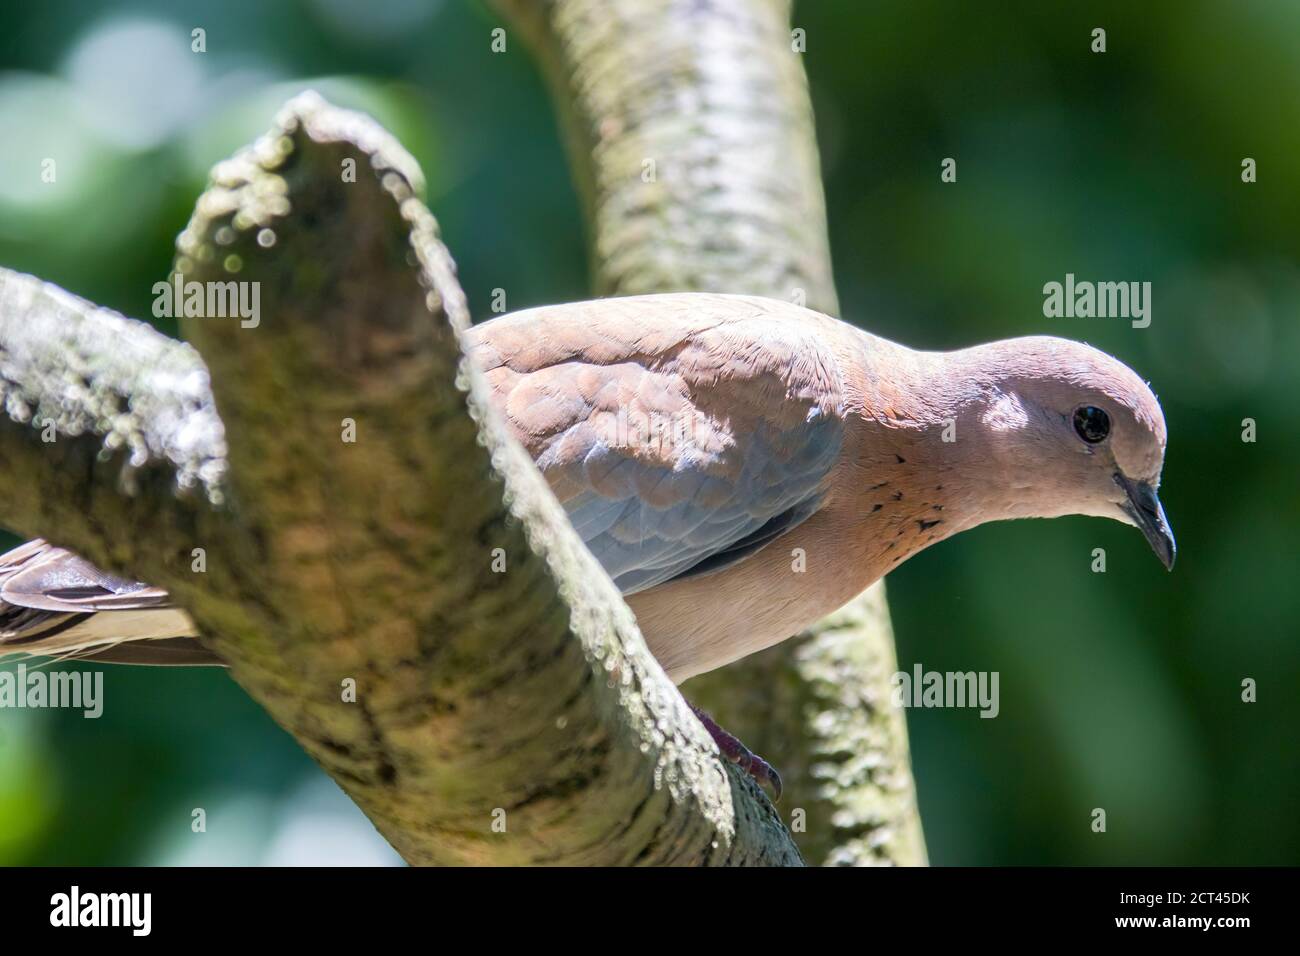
top-left (0, 293), bottom-right (1174, 793)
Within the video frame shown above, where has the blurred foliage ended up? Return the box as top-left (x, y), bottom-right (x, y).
top-left (0, 0), bottom-right (1295, 864)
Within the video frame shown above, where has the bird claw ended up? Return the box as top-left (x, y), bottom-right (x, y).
top-left (688, 703), bottom-right (783, 802)
top-left (732, 747), bottom-right (783, 803)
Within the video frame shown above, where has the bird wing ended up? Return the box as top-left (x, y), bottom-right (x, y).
top-left (467, 294), bottom-right (847, 594)
top-left (0, 539), bottom-right (169, 615)
top-left (0, 538), bottom-right (199, 664)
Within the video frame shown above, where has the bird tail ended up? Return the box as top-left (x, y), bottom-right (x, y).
top-left (0, 539), bottom-right (218, 666)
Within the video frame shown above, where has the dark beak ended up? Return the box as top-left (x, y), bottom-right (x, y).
top-left (1115, 473), bottom-right (1176, 571)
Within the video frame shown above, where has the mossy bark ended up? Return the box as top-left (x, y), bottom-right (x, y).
top-left (494, 0), bottom-right (927, 865)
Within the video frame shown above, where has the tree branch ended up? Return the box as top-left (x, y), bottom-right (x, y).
top-left (494, 0), bottom-right (927, 864)
top-left (0, 93), bottom-right (801, 865)
top-left (0, 272), bottom-right (226, 581)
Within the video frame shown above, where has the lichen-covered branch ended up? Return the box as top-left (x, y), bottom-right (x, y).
top-left (0, 94), bottom-right (802, 865)
top-left (494, 0), bottom-right (927, 864)
top-left (496, 0), bottom-right (838, 309)
top-left (0, 273), bottom-right (227, 585)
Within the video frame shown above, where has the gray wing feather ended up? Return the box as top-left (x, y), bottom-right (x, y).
top-left (468, 295), bottom-right (847, 594)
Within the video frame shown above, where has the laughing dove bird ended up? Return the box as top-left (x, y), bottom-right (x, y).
top-left (0, 293), bottom-right (1174, 787)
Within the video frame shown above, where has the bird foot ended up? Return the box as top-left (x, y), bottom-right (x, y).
top-left (688, 703), bottom-right (782, 802)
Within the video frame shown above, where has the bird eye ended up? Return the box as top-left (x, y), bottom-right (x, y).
top-left (1073, 405), bottom-right (1110, 443)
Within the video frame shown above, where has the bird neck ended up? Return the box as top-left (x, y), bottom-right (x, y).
top-left (835, 328), bottom-right (998, 437)
top-left (831, 330), bottom-right (1063, 552)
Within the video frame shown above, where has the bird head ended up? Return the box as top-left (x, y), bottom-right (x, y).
top-left (957, 336), bottom-right (1175, 570)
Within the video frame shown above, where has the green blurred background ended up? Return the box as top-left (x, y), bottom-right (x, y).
top-left (0, 0), bottom-right (1295, 865)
